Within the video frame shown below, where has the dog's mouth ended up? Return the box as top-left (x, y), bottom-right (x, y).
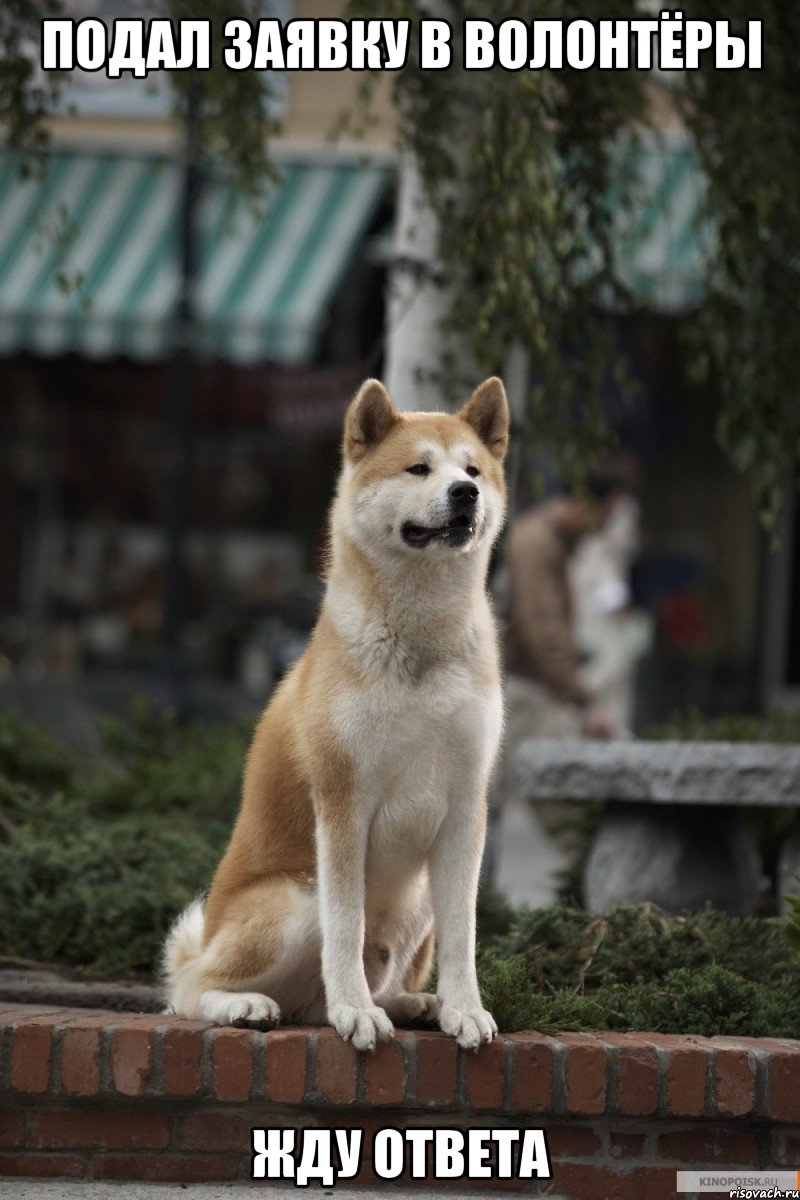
top-left (401, 513), bottom-right (477, 548)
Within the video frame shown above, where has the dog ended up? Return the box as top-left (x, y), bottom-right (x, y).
top-left (163, 376), bottom-right (509, 1051)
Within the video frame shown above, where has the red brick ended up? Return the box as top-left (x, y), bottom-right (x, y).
top-left (264, 1028), bottom-right (308, 1103)
top-left (740, 1036), bottom-right (800, 1052)
top-left (460, 1178), bottom-right (526, 1193)
top-left (508, 1033), bottom-right (555, 1114)
top-left (771, 1129), bottom-right (800, 1166)
top-left (60, 1026), bottom-right (103, 1097)
top-left (712, 1035), bottom-right (781, 1051)
top-left (0, 1006), bottom-right (64, 1027)
top-left (61, 1012), bottom-right (121, 1032)
top-left (546, 1123), bottom-right (602, 1157)
top-left (329, 1114), bottom-right (388, 1145)
top-left (363, 1035), bottom-right (408, 1105)
top-left (31, 1109), bottom-right (169, 1151)
top-left (713, 1047), bottom-right (755, 1117)
top-left (562, 1033), bottom-right (606, 1116)
top-left (640, 1031), bottom-right (712, 1120)
top-left (602, 1034), bottom-right (658, 1116)
top-left (177, 1111), bottom-right (251, 1152)
top-left (94, 1154), bottom-right (239, 1183)
top-left (609, 1131), bottom-right (647, 1159)
top-left (211, 1027), bottom-right (254, 1102)
top-left (549, 1162), bottom-right (639, 1200)
top-left (162, 1022), bottom-right (208, 1097)
top-left (666, 1045), bottom-right (708, 1117)
top-left (65, 1007), bottom-right (124, 1019)
top-left (769, 1048), bottom-right (800, 1122)
top-left (0, 1106), bottom-right (25, 1148)
top-left (9, 1016), bottom-right (63, 1093)
top-left (415, 1031), bottom-right (458, 1106)
top-left (383, 1148), bottom-right (503, 1192)
top-left (658, 1127), bottom-right (758, 1165)
top-left (349, 1159), bottom-right (383, 1187)
top-left (464, 1036), bottom-right (506, 1110)
top-left (0, 1152), bottom-right (86, 1178)
top-left (646, 1033), bottom-right (710, 1048)
top-left (315, 1029), bottom-right (358, 1104)
top-left (641, 1166), bottom-right (682, 1200)
top-left (111, 1024), bottom-right (156, 1096)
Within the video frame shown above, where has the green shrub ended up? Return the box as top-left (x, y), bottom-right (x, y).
top-left (0, 701), bottom-right (246, 975)
top-left (2, 704), bottom-right (800, 1038)
top-left (475, 902), bottom-right (800, 1037)
top-left (89, 697), bottom-right (248, 820)
top-left (0, 810), bottom-right (226, 974)
top-left (0, 707), bottom-right (74, 791)
top-left (785, 873), bottom-right (800, 953)
top-left (478, 958), bottom-right (800, 1040)
top-left (648, 706), bottom-right (800, 743)
top-left (493, 903), bottom-right (794, 990)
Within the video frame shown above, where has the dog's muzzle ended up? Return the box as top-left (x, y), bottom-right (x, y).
top-left (401, 482), bottom-right (480, 548)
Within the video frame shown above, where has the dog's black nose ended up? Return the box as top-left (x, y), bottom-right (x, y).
top-left (448, 480), bottom-right (479, 508)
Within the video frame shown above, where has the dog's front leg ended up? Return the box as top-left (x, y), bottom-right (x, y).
top-left (428, 795), bottom-right (497, 1051)
top-left (316, 809), bottom-right (394, 1052)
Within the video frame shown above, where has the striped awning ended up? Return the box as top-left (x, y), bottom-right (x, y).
top-left (0, 151), bottom-right (389, 363)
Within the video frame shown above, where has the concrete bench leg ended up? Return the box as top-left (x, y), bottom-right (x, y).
top-left (778, 819), bottom-right (800, 915)
top-left (583, 803), bottom-right (766, 915)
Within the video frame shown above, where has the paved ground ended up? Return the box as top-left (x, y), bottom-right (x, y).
top-left (493, 796), bottom-right (567, 909)
top-left (1, 1184), bottom-right (565, 1199)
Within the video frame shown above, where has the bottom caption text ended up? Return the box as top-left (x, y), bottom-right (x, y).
top-left (251, 1126), bottom-right (551, 1185)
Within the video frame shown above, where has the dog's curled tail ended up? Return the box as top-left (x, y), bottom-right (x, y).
top-left (161, 898), bottom-right (205, 1014)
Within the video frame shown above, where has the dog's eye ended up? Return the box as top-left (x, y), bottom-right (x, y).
top-left (466, 465), bottom-right (480, 478)
top-left (406, 463), bottom-right (430, 476)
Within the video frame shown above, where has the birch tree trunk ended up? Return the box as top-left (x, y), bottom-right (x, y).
top-left (383, 150), bottom-right (452, 412)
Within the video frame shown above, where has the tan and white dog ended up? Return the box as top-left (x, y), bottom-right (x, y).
top-left (163, 376), bottom-right (509, 1051)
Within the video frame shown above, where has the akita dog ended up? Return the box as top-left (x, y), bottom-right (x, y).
top-left (163, 376), bottom-right (509, 1051)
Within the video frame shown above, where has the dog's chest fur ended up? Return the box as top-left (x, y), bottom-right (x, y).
top-left (329, 594), bottom-right (503, 889)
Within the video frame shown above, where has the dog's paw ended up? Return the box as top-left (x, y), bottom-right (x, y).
top-left (329, 1003), bottom-right (394, 1051)
top-left (199, 989), bottom-right (281, 1029)
top-left (438, 1002), bottom-right (497, 1051)
top-left (384, 992), bottom-right (440, 1025)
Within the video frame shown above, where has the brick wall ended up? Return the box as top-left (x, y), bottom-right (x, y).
top-left (1, 1004), bottom-right (799, 1197)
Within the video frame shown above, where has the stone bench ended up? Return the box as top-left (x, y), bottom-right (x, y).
top-left (516, 740), bottom-right (800, 914)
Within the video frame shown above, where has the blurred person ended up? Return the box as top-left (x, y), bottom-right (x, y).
top-left (504, 468), bottom-right (627, 743)
top-left (570, 490), bottom-right (653, 733)
top-left (489, 469), bottom-right (628, 908)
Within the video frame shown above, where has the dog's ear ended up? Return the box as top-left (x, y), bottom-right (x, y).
top-left (344, 379), bottom-right (400, 462)
top-left (459, 377), bottom-right (509, 460)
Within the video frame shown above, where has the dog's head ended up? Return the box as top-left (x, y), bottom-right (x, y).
top-left (336, 377), bottom-right (509, 562)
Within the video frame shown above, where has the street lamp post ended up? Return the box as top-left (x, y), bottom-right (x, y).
top-left (160, 84), bottom-right (203, 714)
